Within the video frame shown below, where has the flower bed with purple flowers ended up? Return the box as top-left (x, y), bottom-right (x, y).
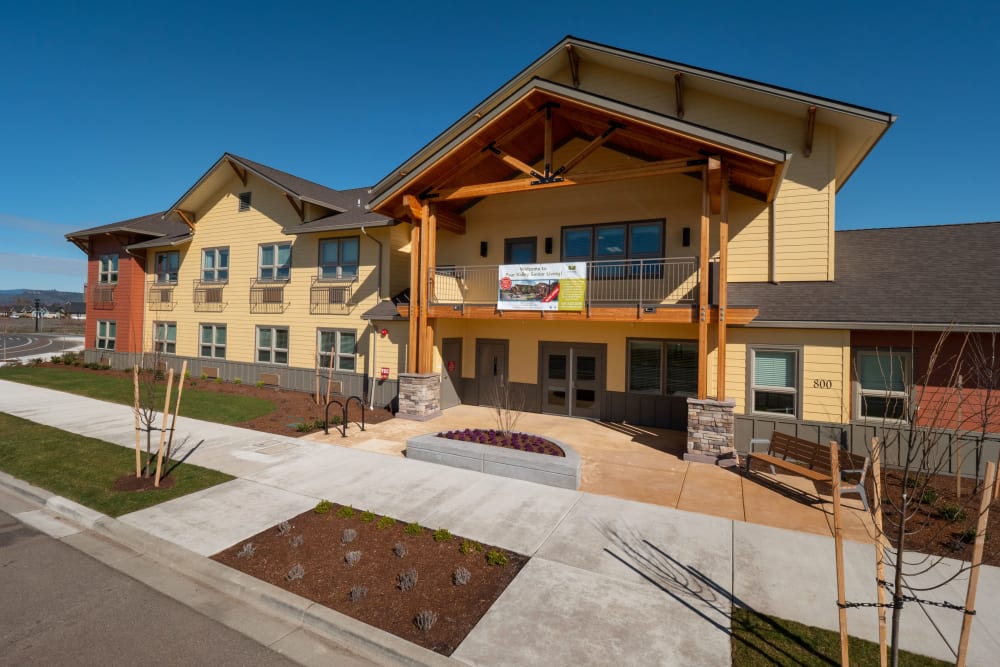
top-left (436, 429), bottom-right (565, 458)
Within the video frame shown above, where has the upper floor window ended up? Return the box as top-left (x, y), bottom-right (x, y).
top-left (750, 347), bottom-right (800, 417)
top-left (504, 237), bottom-right (537, 264)
top-left (202, 247), bottom-right (229, 282)
top-left (98, 254), bottom-right (119, 283)
top-left (318, 329), bottom-right (356, 371)
top-left (855, 350), bottom-right (910, 422)
top-left (319, 237), bottom-right (359, 280)
top-left (96, 320), bottom-right (116, 350)
top-left (238, 191), bottom-right (252, 212)
top-left (562, 220), bottom-right (664, 264)
top-left (155, 251), bottom-right (179, 283)
top-left (259, 243), bottom-right (291, 281)
top-left (153, 321), bottom-right (176, 354)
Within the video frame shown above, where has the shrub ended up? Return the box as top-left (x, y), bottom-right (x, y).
top-left (336, 505), bottom-right (356, 519)
top-left (433, 528), bottom-right (452, 542)
top-left (276, 520), bottom-right (291, 536)
top-left (314, 499), bottom-right (334, 514)
top-left (294, 421), bottom-right (314, 433)
top-left (345, 550), bottom-right (362, 567)
top-left (98, 364), bottom-right (111, 371)
top-left (359, 510), bottom-right (376, 523)
top-left (460, 539), bottom-right (483, 555)
top-left (236, 542), bottom-right (256, 559)
top-left (376, 516), bottom-right (395, 530)
top-left (342, 528), bottom-right (358, 544)
top-left (215, 377), bottom-right (222, 384)
top-left (183, 371), bottom-right (190, 379)
top-left (312, 419), bottom-right (327, 430)
top-left (414, 610), bottom-right (438, 632)
top-left (937, 504), bottom-right (967, 522)
top-left (453, 567), bottom-right (471, 586)
top-left (51, 356), bottom-right (62, 364)
top-left (397, 568), bottom-right (418, 591)
top-left (904, 474), bottom-right (929, 489)
top-left (485, 550), bottom-right (509, 567)
top-left (959, 527), bottom-right (980, 544)
top-left (920, 488), bottom-right (940, 505)
top-left (200, 373), bottom-right (208, 380)
top-left (286, 564), bottom-right (305, 581)
top-left (290, 534), bottom-right (304, 548)
top-left (234, 378), bottom-right (242, 385)
top-left (393, 542), bottom-right (407, 558)
top-left (349, 586), bottom-right (368, 603)
top-left (404, 522), bottom-right (423, 536)
top-left (255, 381), bottom-right (264, 389)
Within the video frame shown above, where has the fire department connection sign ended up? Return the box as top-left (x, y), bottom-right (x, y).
top-left (497, 262), bottom-right (586, 311)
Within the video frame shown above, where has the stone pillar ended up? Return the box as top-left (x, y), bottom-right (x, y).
top-left (397, 373), bottom-right (442, 421)
top-left (685, 397), bottom-right (737, 466)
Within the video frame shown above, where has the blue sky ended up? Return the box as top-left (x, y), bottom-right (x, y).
top-left (1, 1), bottom-right (996, 291)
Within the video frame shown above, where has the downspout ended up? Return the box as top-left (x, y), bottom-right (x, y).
top-left (768, 202), bottom-right (777, 284)
top-left (361, 224), bottom-right (384, 410)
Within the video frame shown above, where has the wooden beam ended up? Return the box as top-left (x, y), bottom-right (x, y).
top-left (483, 142), bottom-right (541, 180)
top-left (173, 209), bottom-right (195, 230)
top-left (430, 157), bottom-right (706, 201)
top-left (417, 203), bottom-right (430, 373)
top-left (226, 159), bottom-right (248, 186)
top-left (407, 224), bottom-right (420, 373)
top-left (543, 103), bottom-right (553, 179)
top-left (708, 157), bottom-right (722, 216)
top-left (698, 165), bottom-right (710, 400)
top-left (403, 303), bottom-right (757, 324)
top-left (565, 44), bottom-right (580, 88)
top-left (284, 194), bottom-right (305, 222)
top-left (716, 163), bottom-right (729, 401)
top-left (404, 193), bottom-right (466, 234)
top-left (554, 121), bottom-right (622, 177)
top-left (422, 206), bottom-right (438, 373)
top-left (674, 72), bottom-right (684, 119)
top-left (804, 105), bottom-right (817, 158)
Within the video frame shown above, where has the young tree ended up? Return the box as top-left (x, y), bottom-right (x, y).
top-left (489, 373), bottom-right (524, 443)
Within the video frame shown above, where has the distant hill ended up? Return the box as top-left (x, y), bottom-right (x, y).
top-left (0, 289), bottom-right (84, 307)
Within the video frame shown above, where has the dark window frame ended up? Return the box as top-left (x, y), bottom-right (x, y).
top-left (504, 237), bottom-right (538, 264)
top-left (154, 251), bottom-right (180, 284)
top-left (560, 219), bottom-right (665, 263)
top-left (318, 236), bottom-right (360, 281)
top-left (626, 337), bottom-right (698, 396)
top-left (853, 348), bottom-right (912, 423)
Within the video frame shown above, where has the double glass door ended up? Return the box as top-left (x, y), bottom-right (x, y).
top-left (541, 343), bottom-right (604, 419)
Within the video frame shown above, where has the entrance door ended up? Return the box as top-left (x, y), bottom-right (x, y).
top-left (541, 343), bottom-right (605, 419)
top-left (476, 339), bottom-right (508, 406)
top-left (440, 338), bottom-right (462, 409)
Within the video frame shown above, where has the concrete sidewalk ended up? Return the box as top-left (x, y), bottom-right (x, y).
top-left (2, 380), bottom-right (998, 666)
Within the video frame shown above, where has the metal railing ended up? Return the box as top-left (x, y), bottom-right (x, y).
top-left (193, 280), bottom-right (227, 312)
top-left (310, 275), bottom-right (357, 315)
top-left (250, 278), bottom-right (289, 314)
top-left (147, 279), bottom-right (176, 311)
top-left (88, 283), bottom-right (116, 310)
top-left (432, 257), bottom-right (700, 308)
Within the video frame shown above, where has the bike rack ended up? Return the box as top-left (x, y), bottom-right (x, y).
top-left (324, 395), bottom-right (367, 437)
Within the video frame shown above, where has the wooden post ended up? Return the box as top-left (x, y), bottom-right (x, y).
top-left (314, 354), bottom-right (320, 405)
top-left (153, 368), bottom-right (174, 488)
top-left (158, 360), bottom-right (187, 484)
top-left (417, 203), bottom-right (431, 373)
top-left (716, 163), bottom-right (729, 400)
top-left (133, 365), bottom-right (141, 478)
top-left (993, 448), bottom-right (1000, 500)
top-left (408, 223), bottom-right (421, 374)
top-left (870, 437), bottom-right (889, 667)
top-left (422, 206), bottom-right (438, 374)
top-left (697, 167), bottom-right (710, 399)
top-left (831, 440), bottom-right (850, 666)
top-left (956, 460), bottom-right (996, 667)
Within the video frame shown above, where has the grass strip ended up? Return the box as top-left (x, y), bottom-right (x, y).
top-left (731, 607), bottom-right (950, 666)
top-left (0, 365), bottom-right (274, 424)
top-left (0, 412), bottom-right (233, 517)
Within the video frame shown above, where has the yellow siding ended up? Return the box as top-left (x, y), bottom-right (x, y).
top-left (389, 222), bottom-right (413, 296)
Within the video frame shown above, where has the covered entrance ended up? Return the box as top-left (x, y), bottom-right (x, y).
top-left (540, 342), bottom-right (605, 419)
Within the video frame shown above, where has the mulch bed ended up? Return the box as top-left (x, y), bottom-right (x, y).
top-left (213, 504), bottom-right (528, 655)
top-left (436, 428), bottom-right (565, 456)
top-left (113, 473), bottom-right (176, 491)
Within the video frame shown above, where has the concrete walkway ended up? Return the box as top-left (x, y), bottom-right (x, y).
top-left (1, 380), bottom-right (998, 666)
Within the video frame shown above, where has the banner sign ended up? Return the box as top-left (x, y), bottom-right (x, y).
top-left (497, 262), bottom-right (586, 311)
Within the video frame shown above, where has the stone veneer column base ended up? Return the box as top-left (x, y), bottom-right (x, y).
top-left (684, 397), bottom-right (738, 467)
top-left (396, 373), bottom-right (442, 421)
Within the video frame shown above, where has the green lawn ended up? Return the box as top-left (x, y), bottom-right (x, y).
top-left (732, 607), bottom-right (950, 666)
top-left (0, 412), bottom-right (233, 517)
top-left (0, 365), bottom-right (274, 424)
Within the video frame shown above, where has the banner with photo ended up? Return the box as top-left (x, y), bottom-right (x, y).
top-left (497, 262), bottom-right (587, 311)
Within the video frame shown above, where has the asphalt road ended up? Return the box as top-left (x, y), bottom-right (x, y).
top-left (0, 509), bottom-right (298, 666)
top-left (0, 333), bottom-right (82, 360)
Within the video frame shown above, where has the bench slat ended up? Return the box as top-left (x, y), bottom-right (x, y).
top-left (748, 452), bottom-right (831, 482)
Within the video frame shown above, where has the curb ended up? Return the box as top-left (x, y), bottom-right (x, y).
top-left (0, 473), bottom-right (457, 667)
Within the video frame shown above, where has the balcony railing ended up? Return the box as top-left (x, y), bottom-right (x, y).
top-left (310, 275), bottom-right (357, 315)
top-left (250, 278), bottom-right (289, 314)
top-left (432, 257), bottom-right (700, 308)
top-left (147, 279), bottom-right (176, 311)
top-left (193, 280), bottom-right (228, 312)
top-left (88, 283), bottom-right (116, 310)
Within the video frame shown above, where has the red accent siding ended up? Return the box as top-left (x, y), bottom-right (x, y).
top-left (85, 236), bottom-right (146, 353)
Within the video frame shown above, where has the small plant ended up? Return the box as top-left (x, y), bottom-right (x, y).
top-left (314, 499), bottom-right (334, 514)
top-left (937, 504), bottom-right (967, 522)
top-left (236, 542), bottom-right (256, 559)
top-left (397, 568), bottom-right (418, 591)
top-left (393, 542), bottom-right (407, 558)
top-left (234, 378), bottom-right (242, 385)
top-left (904, 474), bottom-right (929, 489)
top-left (276, 520), bottom-right (291, 536)
top-left (342, 528), bottom-right (358, 544)
top-left (183, 371), bottom-right (191, 379)
top-left (51, 355), bottom-right (62, 364)
top-left (215, 377), bottom-right (222, 384)
top-left (286, 564), bottom-right (305, 581)
top-left (255, 380), bottom-right (264, 388)
top-left (433, 528), bottom-right (452, 542)
top-left (359, 510), bottom-right (376, 523)
top-left (485, 550), bottom-right (509, 567)
top-left (920, 488), bottom-right (940, 505)
top-left (290, 534), bottom-right (304, 548)
top-left (376, 516), bottom-right (395, 530)
top-left (312, 419), bottom-right (327, 430)
top-left (294, 421), bottom-right (314, 433)
top-left (349, 586), bottom-right (368, 603)
top-left (414, 610), bottom-right (438, 632)
top-left (453, 566), bottom-right (471, 586)
top-left (404, 522), bottom-right (423, 536)
top-left (959, 527), bottom-right (980, 544)
top-left (336, 505), bottom-right (356, 518)
top-left (345, 550), bottom-right (362, 567)
top-left (459, 539), bottom-right (484, 555)
top-left (200, 373), bottom-right (208, 380)
top-left (153, 368), bottom-right (164, 380)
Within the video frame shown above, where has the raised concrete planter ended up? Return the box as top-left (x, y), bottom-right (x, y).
top-left (406, 433), bottom-right (581, 490)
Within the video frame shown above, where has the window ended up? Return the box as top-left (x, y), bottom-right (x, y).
top-left (750, 348), bottom-right (799, 416)
top-left (627, 339), bottom-right (697, 395)
top-left (319, 237), bottom-right (359, 280)
top-left (155, 251), bottom-right (179, 283)
top-left (856, 350), bottom-right (909, 421)
top-left (238, 191), bottom-right (251, 212)
top-left (562, 220), bottom-right (664, 263)
top-left (257, 326), bottom-right (288, 364)
top-left (202, 247), bottom-right (229, 282)
top-left (259, 243), bottom-right (291, 281)
top-left (153, 322), bottom-right (176, 354)
top-left (200, 324), bottom-right (226, 358)
top-left (504, 237), bottom-right (537, 264)
top-left (318, 329), bottom-right (356, 371)
top-left (96, 320), bottom-right (116, 350)
top-left (98, 254), bottom-right (119, 283)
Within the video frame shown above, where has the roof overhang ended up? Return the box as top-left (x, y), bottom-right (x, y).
top-left (125, 233), bottom-right (193, 251)
top-left (747, 320), bottom-right (1000, 333)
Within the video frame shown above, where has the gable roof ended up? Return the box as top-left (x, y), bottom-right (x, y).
top-left (65, 211), bottom-right (182, 239)
top-left (282, 187), bottom-right (393, 234)
top-left (729, 222), bottom-right (1000, 330)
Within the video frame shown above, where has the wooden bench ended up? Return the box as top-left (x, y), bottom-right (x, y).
top-left (745, 432), bottom-right (871, 511)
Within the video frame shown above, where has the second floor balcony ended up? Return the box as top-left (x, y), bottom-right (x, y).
top-left (147, 279), bottom-right (176, 311)
top-left (87, 283), bottom-right (116, 310)
top-left (250, 278), bottom-right (289, 314)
